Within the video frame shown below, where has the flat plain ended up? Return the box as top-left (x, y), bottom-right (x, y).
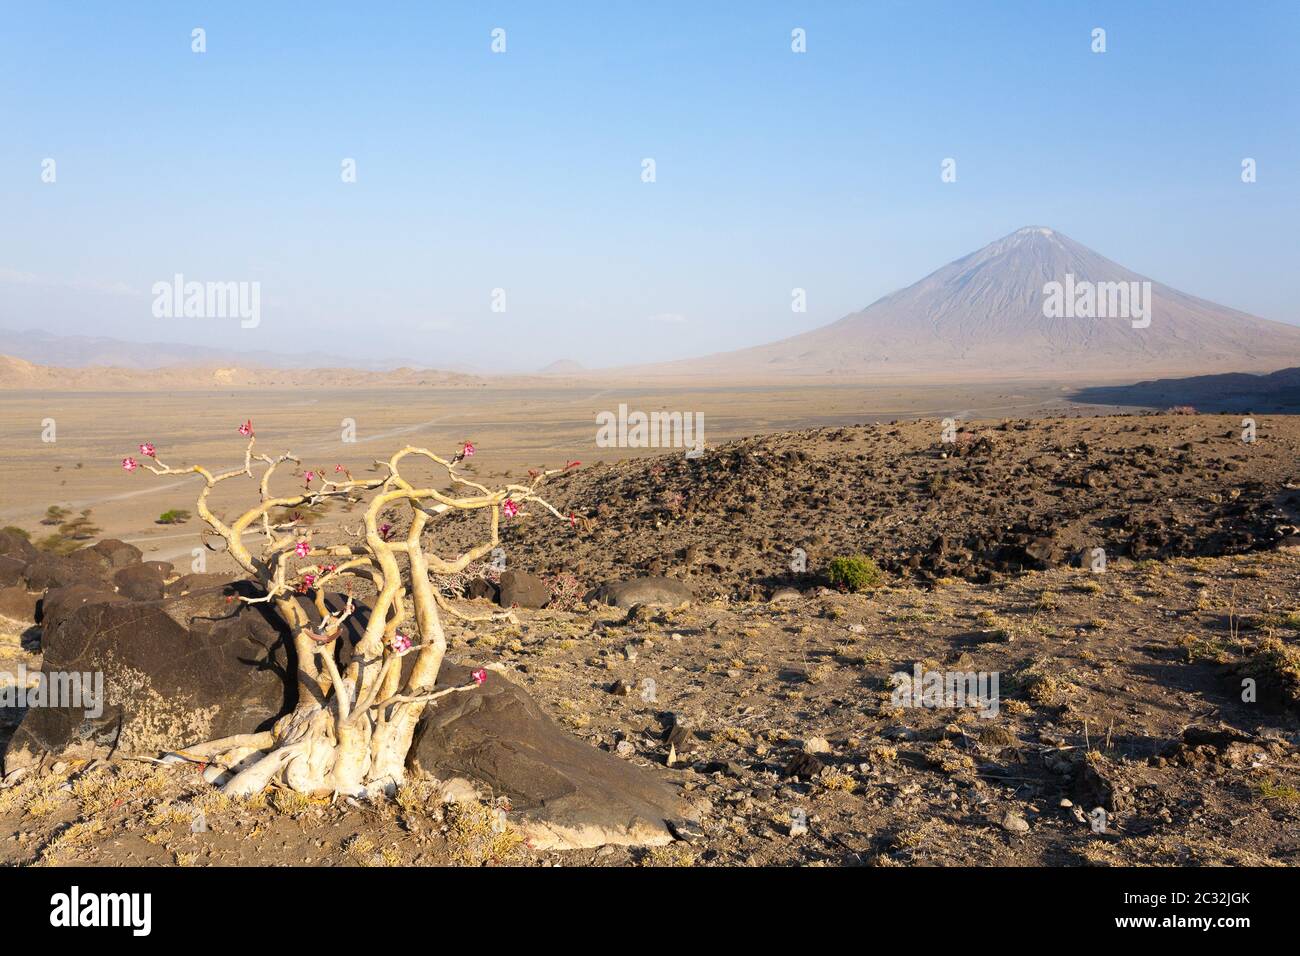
top-left (0, 380), bottom-right (1111, 562)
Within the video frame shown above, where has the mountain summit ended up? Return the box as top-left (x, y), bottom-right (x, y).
top-left (673, 227), bottom-right (1300, 379)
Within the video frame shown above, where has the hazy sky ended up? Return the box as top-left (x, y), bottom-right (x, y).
top-left (2, 1), bottom-right (1297, 371)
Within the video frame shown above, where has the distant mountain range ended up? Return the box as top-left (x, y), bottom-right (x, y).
top-left (643, 227), bottom-right (1300, 380)
top-left (0, 328), bottom-right (400, 371)
top-left (6, 228), bottom-right (1299, 386)
top-left (0, 353), bottom-right (485, 390)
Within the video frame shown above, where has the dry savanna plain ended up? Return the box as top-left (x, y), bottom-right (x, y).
top-left (1, 379), bottom-right (1298, 867)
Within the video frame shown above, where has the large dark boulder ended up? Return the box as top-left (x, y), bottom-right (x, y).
top-left (39, 585), bottom-right (127, 634)
top-left (1023, 535), bottom-right (1063, 569)
top-left (4, 583), bottom-right (293, 773)
top-left (0, 530), bottom-right (36, 562)
top-left (465, 577), bottom-right (499, 602)
top-left (113, 561), bottom-right (172, 601)
top-left (585, 576), bottom-right (694, 609)
top-left (89, 538), bottom-right (143, 570)
top-left (22, 548), bottom-right (116, 591)
top-left (498, 570), bottom-right (550, 609)
top-left (410, 663), bottom-right (693, 849)
top-left (22, 554), bottom-right (79, 592)
top-left (0, 586), bottom-right (39, 625)
top-left (165, 572), bottom-right (237, 597)
top-left (0, 555), bottom-right (24, 588)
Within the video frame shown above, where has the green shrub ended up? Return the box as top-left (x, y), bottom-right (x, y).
top-left (2, 526), bottom-right (30, 540)
top-left (157, 509), bottom-right (192, 525)
top-left (58, 510), bottom-right (99, 541)
top-left (826, 555), bottom-right (884, 592)
top-left (37, 534), bottom-right (81, 555)
top-left (41, 505), bottom-right (71, 526)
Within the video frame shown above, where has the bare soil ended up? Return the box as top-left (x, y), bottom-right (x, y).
top-left (1, 412), bottom-right (1298, 867)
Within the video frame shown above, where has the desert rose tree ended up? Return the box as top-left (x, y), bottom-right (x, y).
top-left (122, 423), bottom-right (573, 797)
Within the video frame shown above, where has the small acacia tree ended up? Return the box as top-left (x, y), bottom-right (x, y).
top-left (121, 424), bottom-right (573, 797)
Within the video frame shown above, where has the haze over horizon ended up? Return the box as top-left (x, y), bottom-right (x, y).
top-left (3, 2), bottom-right (1298, 372)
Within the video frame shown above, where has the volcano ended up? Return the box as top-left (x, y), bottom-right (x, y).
top-left (666, 227), bottom-right (1300, 380)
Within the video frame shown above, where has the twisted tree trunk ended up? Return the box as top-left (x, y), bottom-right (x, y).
top-left (122, 429), bottom-right (572, 796)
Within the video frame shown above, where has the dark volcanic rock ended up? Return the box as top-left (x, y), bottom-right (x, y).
top-left (1023, 535), bottom-right (1061, 568)
top-left (1072, 761), bottom-right (1132, 813)
top-left (434, 417), bottom-right (1300, 599)
top-left (22, 545), bottom-right (124, 591)
top-left (497, 569), bottom-right (549, 609)
top-left (410, 663), bottom-right (692, 849)
top-left (0, 530), bottom-right (37, 562)
top-left (113, 561), bottom-right (172, 601)
top-left (585, 576), bottom-right (694, 609)
top-left (165, 572), bottom-right (238, 597)
top-left (89, 538), bottom-right (143, 570)
top-left (465, 577), bottom-right (499, 602)
top-left (39, 585), bottom-right (127, 634)
top-left (0, 585), bottom-right (39, 624)
top-left (22, 554), bottom-right (85, 592)
top-left (0, 555), bottom-right (25, 588)
top-left (784, 752), bottom-right (825, 779)
top-left (4, 583), bottom-right (292, 773)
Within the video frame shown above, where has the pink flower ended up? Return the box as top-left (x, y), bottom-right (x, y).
top-left (502, 500), bottom-right (519, 518)
top-left (322, 563), bottom-right (337, 575)
top-left (304, 470), bottom-right (316, 483)
top-left (122, 457), bottom-right (138, 472)
top-left (294, 540), bottom-right (310, 558)
top-left (238, 419), bottom-right (254, 437)
top-left (302, 573), bottom-right (316, 589)
top-left (378, 523), bottom-right (392, 540)
top-left (390, 634), bottom-right (413, 654)
top-left (471, 668), bottom-right (487, 685)
top-left (139, 442), bottom-right (157, 458)
top-left (334, 464), bottom-right (345, 473)
top-left (461, 441), bottom-right (476, 458)
top-left (565, 460), bottom-right (581, 469)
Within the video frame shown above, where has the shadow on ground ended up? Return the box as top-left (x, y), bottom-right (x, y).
top-left (1068, 367), bottom-right (1300, 413)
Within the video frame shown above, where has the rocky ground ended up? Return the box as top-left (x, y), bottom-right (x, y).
top-left (450, 412), bottom-right (1300, 597)
top-left (0, 413), bottom-right (1298, 867)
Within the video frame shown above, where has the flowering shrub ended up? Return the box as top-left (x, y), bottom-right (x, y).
top-left (120, 424), bottom-right (574, 798)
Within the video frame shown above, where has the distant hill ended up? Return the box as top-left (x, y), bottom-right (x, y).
top-left (539, 359), bottom-right (586, 374)
top-left (0, 328), bottom-right (404, 371)
top-left (644, 227), bottom-right (1300, 380)
top-left (0, 354), bottom-right (486, 390)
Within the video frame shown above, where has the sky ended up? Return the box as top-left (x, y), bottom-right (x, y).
top-left (1, 1), bottom-right (1297, 371)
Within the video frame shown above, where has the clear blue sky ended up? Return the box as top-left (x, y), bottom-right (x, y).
top-left (2, 1), bottom-right (1297, 370)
